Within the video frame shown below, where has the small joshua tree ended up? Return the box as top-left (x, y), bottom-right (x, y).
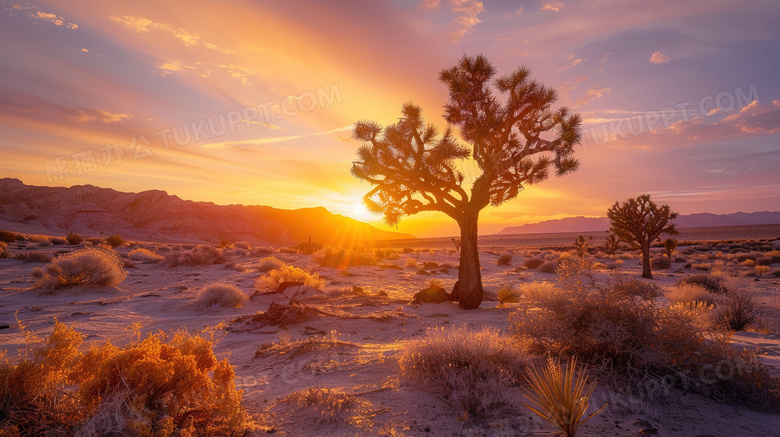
top-left (663, 238), bottom-right (678, 259)
top-left (607, 195), bottom-right (677, 279)
top-left (604, 232), bottom-right (620, 255)
top-left (352, 55), bottom-right (582, 309)
top-left (574, 235), bottom-right (592, 259)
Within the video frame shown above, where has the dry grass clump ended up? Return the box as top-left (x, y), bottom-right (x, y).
top-left (257, 255), bottom-right (286, 272)
top-left (524, 357), bottom-right (605, 437)
top-left (524, 258), bottom-right (545, 269)
top-left (318, 248), bottom-right (374, 268)
top-left (252, 246), bottom-right (276, 256)
top-left (0, 230), bottom-right (24, 242)
top-left (166, 244), bottom-right (227, 267)
top-left (0, 320), bottom-right (248, 436)
top-left (254, 265), bottom-right (325, 292)
top-left (666, 284), bottom-right (716, 306)
top-left (281, 386), bottom-right (368, 424)
top-left (127, 248), bottom-right (164, 263)
top-left (405, 257), bottom-right (418, 268)
top-left (496, 252), bottom-right (513, 266)
top-left (0, 241), bottom-right (9, 258)
top-left (714, 284), bottom-right (760, 331)
top-left (232, 241), bottom-right (252, 250)
top-left (35, 247), bottom-right (126, 292)
top-left (399, 325), bottom-right (530, 416)
top-left (194, 283), bottom-right (247, 309)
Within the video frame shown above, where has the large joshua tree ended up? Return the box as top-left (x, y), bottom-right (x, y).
top-left (351, 55), bottom-right (582, 309)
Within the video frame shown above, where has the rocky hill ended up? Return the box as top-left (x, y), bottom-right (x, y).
top-left (0, 178), bottom-right (413, 246)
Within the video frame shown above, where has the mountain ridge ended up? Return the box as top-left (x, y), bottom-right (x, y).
top-left (0, 178), bottom-right (413, 246)
top-left (496, 212), bottom-right (780, 235)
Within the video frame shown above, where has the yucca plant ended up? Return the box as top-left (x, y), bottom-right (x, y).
top-left (496, 285), bottom-right (521, 308)
top-left (523, 357), bottom-right (606, 437)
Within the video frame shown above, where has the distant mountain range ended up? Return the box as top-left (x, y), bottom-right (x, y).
top-left (496, 212), bottom-right (780, 235)
top-left (0, 178), bottom-right (413, 246)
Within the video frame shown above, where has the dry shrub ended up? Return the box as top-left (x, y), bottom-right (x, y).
top-left (678, 274), bottom-right (727, 293)
top-left (166, 245), bottom-right (226, 267)
top-left (538, 261), bottom-right (557, 274)
top-left (0, 241), bottom-right (9, 258)
top-left (0, 231), bottom-right (24, 243)
top-left (496, 252), bottom-right (513, 266)
top-left (127, 248), bottom-right (164, 263)
top-left (399, 325), bottom-right (529, 416)
top-left (753, 265), bottom-right (771, 277)
top-left (405, 257), bottom-right (418, 268)
top-left (232, 241), bottom-right (252, 250)
top-left (105, 235), bottom-right (123, 248)
top-left (254, 265), bottom-right (325, 292)
top-left (252, 246), bottom-right (276, 256)
top-left (318, 248), bottom-right (374, 268)
top-left (715, 286), bottom-right (760, 331)
top-left (741, 259), bottom-right (756, 268)
top-left (257, 255), bottom-right (286, 272)
top-left (282, 386), bottom-right (367, 424)
top-left (194, 283), bottom-right (246, 309)
top-left (0, 320), bottom-right (248, 435)
top-left (65, 231), bottom-right (82, 245)
top-left (691, 262), bottom-right (712, 271)
top-left (651, 256), bottom-right (671, 270)
top-left (36, 247), bottom-right (126, 291)
top-left (524, 258), bottom-right (545, 269)
top-left (16, 251), bottom-right (50, 263)
top-left (511, 272), bottom-right (780, 409)
top-left (666, 284), bottom-right (716, 306)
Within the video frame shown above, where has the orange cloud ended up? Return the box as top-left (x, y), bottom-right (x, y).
top-left (649, 51), bottom-right (670, 64)
top-left (541, 1), bottom-right (563, 12)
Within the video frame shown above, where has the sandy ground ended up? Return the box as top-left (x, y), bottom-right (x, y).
top-left (1, 237), bottom-right (780, 436)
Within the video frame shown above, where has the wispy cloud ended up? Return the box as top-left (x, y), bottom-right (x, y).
top-left (202, 125), bottom-right (352, 150)
top-left (541, 1), bottom-right (563, 12)
top-left (70, 109), bottom-right (133, 123)
top-left (421, 0), bottom-right (485, 41)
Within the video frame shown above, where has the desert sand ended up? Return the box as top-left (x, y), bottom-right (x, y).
top-left (1, 234), bottom-right (780, 436)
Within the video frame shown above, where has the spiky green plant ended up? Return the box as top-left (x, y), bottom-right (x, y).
top-left (523, 357), bottom-right (605, 437)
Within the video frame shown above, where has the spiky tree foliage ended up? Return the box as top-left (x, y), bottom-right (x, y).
top-left (663, 238), bottom-right (678, 259)
top-left (607, 195), bottom-right (678, 279)
top-left (352, 54), bottom-right (582, 309)
top-left (604, 232), bottom-right (620, 255)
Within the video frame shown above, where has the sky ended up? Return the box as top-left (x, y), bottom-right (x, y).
top-left (1, 0), bottom-right (779, 238)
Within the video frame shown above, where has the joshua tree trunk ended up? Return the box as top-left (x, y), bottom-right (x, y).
top-left (453, 212), bottom-right (483, 309)
top-left (641, 244), bottom-right (652, 279)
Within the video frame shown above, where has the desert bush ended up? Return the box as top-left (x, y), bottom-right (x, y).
top-left (105, 235), bottom-right (123, 248)
top-left (666, 284), bottom-right (716, 306)
top-left (318, 248), bottom-right (374, 268)
top-left (35, 247), bottom-right (126, 291)
top-left (16, 251), bottom-right (51, 263)
top-left (167, 245), bottom-right (227, 267)
top-left (65, 231), bottom-right (82, 245)
top-left (257, 255), bottom-right (286, 272)
top-left (524, 357), bottom-right (605, 437)
top-left (402, 247), bottom-right (414, 254)
top-left (405, 257), bottom-right (418, 268)
top-left (511, 273), bottom-right (780, 409)
top-left (0, 230), bottom-right (24, 242)
top-left (496, 252), bottom-right (513, 266)
top-left (691, 262), bottom-right (712, 271)
top-left (538, 261), bottom-right (557, 274)
top-left (252, 246), bottom-right (276, 256)
top-left (767, 250), bottom-right (780, 262)
top-left (715, 287), bottom-right (760, 331)
top-left (194, 283), bottom-right (246, 309)
top-left (754, 265), bottom-right (771, 277)
top-left (741, 259), bottom-right (756, 268)
top-left (296, 240), bottom-right (323, 254)
top-left (399, 325), bottom-right (529, 416)
top-left (254, 265), bottom-right (325, 292)
top-left (651, 255), bottom-right (671, 269)
top-left (0, 241), bottom-right (8, 258)
top-left (0, 321), bottom-right (248, 435)
top-left (232, 241), bottom-right (252, 250)
top-left (524, 258), bottom-right (545, 269)
top-left (50, 237), bottom-right (67, 245)
top-left (282, 386), bottom-right (367, 424)
top-left (127, 248), bottom-right (164, 263)
top-left (678, 274), bottom-right (727, 293)
top-left (496, 285), bottom-right (521, 307)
